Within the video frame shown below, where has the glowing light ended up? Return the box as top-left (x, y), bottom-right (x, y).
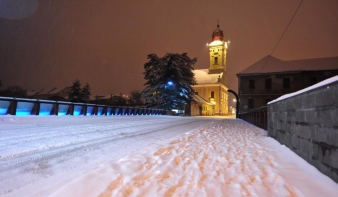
top-left (0, 109), bottom-right (7, 115)
top-left (58, 104), bottom-right (69, 116)
top-left (16, 111), bottom-right (31, 116)
top-left (39, 103), bottom-right (53, 116)
top-left (233, 99), bottom-right (237, 102)
top-left (86, 106), bottom-right (93, 116)
top-left (16, 102), bottom-right (34, 116)
top-left (0, 101), bottom-right (10, 115)
top-left (73, 105), bottom-right (82, 116)
top-left (97, 107), bottom-right (103, 116)
top-left (167, 81), bottom-right (173, 85)
top-left (39, 112), bottom-right (51, 116)
top-left (114, 108), bottom-right (119, 115)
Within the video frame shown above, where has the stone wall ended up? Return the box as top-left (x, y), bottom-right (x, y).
top-left (267, 80), bottom-right (338, 183)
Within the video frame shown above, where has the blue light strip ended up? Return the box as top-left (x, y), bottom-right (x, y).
top-left (58, 104), bottom-right (69, 116)
top-left (86, 106), bottom-right (93, 116)
top-left (0, 101), bottom-right (10, 115)
top-left (73, 105), bottom-right (82, 116)
top-left (0, 97), bottom-right (165, 116)
top-left (97, 107), bottom-right (103, 116)
top-left (39, 103), bottom-right (53, 116)
top-left (16, 102), bottom-right (34, 116)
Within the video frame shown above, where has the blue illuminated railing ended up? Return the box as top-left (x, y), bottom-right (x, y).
top-left (0, 97), bottom-right (167, 116)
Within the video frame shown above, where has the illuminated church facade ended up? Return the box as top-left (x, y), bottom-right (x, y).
top-left (190, 24), bottom-right (229, 116)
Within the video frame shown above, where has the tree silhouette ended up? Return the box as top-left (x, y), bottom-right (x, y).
top-left (68, 80), bottom-right (91, 102)
top-left (81, 83), bottom-right (91, 102)
top-left (130, 90), bottom-right (144, 106)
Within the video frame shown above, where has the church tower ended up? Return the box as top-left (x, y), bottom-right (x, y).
top-left (190, 22), bottom-right (229, 116)
top-left (207, 23), bottom-right (229, 74)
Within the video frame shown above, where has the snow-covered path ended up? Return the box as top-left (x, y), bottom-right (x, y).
top-left (1, 116), bottom-right (338, 196)
top-left (0, 116), bottom-right (212, 196)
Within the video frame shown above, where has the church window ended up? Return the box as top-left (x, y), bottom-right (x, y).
top-left (211, 91), bottom-right (214, 98)
top-left (214, 57), bottom-right (218, 64)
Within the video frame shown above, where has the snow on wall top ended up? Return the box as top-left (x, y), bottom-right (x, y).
top-left (268, 75), bottom-right (338, 104)
top-left (193, 69), bottom-right (223, 84)
top-left (238, 55), bottom-right (338, 75)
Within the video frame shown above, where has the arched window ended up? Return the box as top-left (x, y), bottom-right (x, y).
top-left (211, 91), bottom-right (214, 98)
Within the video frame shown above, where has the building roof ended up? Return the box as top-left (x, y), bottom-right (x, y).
top-left (193, 69), bottom-right (223, 84)
top-left (212, 23), bottom-right (225, 41)
top-left (192, 94), bottom-right (214, 105)
top-left (237, 55), bottom-right (338, 75)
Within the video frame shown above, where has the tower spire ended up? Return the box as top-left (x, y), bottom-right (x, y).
top-left (217, 19), bottom-right (219, 28)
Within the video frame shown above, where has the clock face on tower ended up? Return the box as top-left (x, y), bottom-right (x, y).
top-left (214, 32), bottom-right (220, 36)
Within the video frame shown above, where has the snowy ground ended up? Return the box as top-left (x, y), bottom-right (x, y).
top-left (0, 116), bottom-right (337, 197)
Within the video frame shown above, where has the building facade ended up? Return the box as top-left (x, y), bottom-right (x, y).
top-left (191, 24), bottom-right (229, 116)
top-left (237, 55), bottom-right (338, 113)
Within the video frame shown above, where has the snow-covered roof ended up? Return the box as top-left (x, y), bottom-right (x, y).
top-left (192, 94), bottom-right (214, 105)
top-left (268, 75), bottom-right (338, 104)
top-left (193, 69), bottom-right (223, 84)
top-left (209, 40), bottom-right (224, 47)
top-left (238, 55), bottom-right (338, 75)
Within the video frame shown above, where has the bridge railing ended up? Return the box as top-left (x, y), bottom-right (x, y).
top-left (0, 97), bottom-right (166, 116)
top-left (239, 106), bottom-right (267, 130)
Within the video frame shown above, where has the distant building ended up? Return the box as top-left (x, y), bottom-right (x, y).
top-left (190, 23), bottom-right (230, 116)
top-left (91, 94), bottom-right (130, 106)
top-left (28, 87), bottom-right (71, 101)
top-left (237, 55), bottom-right (338, 113)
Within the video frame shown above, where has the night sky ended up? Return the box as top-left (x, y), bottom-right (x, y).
top-left (1, 0), bottom-right (338, 103)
